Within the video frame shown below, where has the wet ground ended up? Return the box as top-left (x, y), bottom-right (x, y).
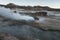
top-left (0, 14), bottom-right (60, 40)
top-left (0, 24), bottom-right (60, 40)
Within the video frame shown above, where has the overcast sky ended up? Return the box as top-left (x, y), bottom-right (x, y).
top-left (0, 0), bottom-right (60, 8)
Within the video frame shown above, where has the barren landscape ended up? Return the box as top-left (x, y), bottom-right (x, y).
top-left (0, 3), bottom-right (60, 40)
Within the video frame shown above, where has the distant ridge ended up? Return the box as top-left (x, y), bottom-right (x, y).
top-left (0, 3), bottom-right (60, 11)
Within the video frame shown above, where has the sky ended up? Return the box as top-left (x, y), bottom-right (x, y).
top-left (0, 0), bottom-right (60, 8)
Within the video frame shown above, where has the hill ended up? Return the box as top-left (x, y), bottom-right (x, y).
top-left (0, 3), bottom-right (60, 11)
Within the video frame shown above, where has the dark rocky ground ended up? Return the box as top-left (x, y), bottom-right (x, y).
top-left (0, 16), bottom-right (60, 40)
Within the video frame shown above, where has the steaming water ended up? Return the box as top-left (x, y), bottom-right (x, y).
top-left (0, 7), bottom-right (34, 21)
top-left (0, 7), bottom-right (60, 40)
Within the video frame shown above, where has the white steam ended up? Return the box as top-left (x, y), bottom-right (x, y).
top-left (0, 7), bottom-right (34, 21)
top-left (39, 17), bottom-right (46, 23)
top-left (47, 11), bottom-right (60, 16)
top-left (35, 17), bottom-right (46, 23)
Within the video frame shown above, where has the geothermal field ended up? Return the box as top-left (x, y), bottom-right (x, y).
top-left (0, 7), bottom-right (60, 40)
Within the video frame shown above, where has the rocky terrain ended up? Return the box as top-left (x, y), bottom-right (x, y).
top-left (0, 16), bottom-right (60, 40)
top-left (0, 16), bottom-right (40, 40)
top-left (1, 14), bottom-right (60, 31)
top-left (0, 3), bottom-right (60, 40)
top-left (0, 32), bottom-right (19, 40)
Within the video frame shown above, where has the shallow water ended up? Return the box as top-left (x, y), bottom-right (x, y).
top-left (0, 24), bottom-right (60, 40)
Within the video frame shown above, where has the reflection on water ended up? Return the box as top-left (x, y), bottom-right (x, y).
top-left (0, 24), bottom-right (60, 40)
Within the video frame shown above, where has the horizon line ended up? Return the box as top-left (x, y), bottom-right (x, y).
top-left (0, 3), bottom-right (60, 9)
